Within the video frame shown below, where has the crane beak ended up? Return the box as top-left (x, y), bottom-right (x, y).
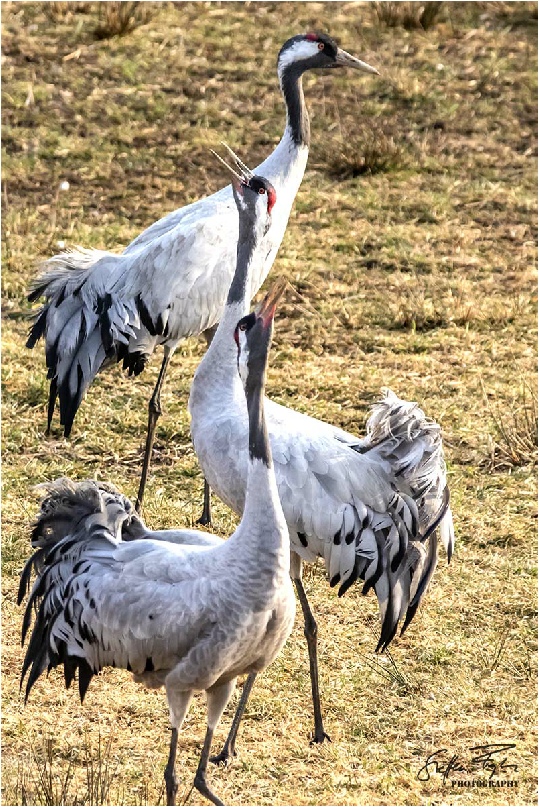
top-left (210, 144), bottom-right (254, 184)
top-left (334, 48), bottom-right (379, 75)
top-left (256, 278), bottom-right (287, 328)
top-left (220, 142), bottom-right (254, 180)
top-left (230, 175), bottom-right (243, 194)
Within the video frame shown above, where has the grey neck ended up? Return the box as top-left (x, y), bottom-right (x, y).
top-left (245, 367), bottom-right (271, 467)
top-left (280, 64), bottom-right (310, 147)
top-left (227, 218), bottom-right (259, 306)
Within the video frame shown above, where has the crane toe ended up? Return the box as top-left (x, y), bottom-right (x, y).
top-left (165, 772), bottom-right (178, 807)
top-left (310, 730), bottom-right (332, 744)
top-left (193, 772), bottom-right (225, 806)
top-left (209, 747), bottom-right (236, 767)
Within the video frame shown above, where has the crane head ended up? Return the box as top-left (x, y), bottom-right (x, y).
top-left (211, 144), bottom-right (276, 228)
top-left (278, 32), bottom-right (379, 77)
top-left (234, 278), bottom-right (287, 388)
top-left (231, 174), bottom-right (276, 220)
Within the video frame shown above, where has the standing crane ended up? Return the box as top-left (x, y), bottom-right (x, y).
top-left (189, 160), bottom-right (455, 759)
top-left (26, 32), bottom-right (378, 512)
top-left (19, 175), bottom-right (296, 807)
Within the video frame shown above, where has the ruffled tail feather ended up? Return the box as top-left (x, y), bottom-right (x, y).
top-left (19, 478), bottom-right (140, 703)
top-left (357, 389), bottom-right (454, 647)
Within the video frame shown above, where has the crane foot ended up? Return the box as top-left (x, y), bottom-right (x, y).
top-left (197, 478), bottom-right (212, 526)
top-left (209, 747), bottom-right (236, 767)
top-left (164, 770), bottom-right (178, 806)
top-left (197, 513), bottom-right (213, 527)
top-left (310, 730), bottom-right (331, 745)
top-left (194, 772), bottom-right (224, 806)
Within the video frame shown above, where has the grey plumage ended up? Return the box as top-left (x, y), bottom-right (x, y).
top-left (19, 473), bottom-right (292, 699)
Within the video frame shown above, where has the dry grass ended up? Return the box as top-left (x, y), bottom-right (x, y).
top-left (8, 730), bottom-right (142, 806)
top-left (2, 2), bottom-right (537, 806)
top-left (93, 2), bottom-right (155, 41)
top-left (322, 120), bottom-right (407, 178)
top-left (372, 2), bottom-right (445, 30)
top-left (483, 382), bottom-right (538, 470)
top-left (43, 2), bottom-right (92, 23)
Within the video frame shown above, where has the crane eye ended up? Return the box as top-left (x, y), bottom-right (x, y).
top-left (258, 188), bottom-right (266, 195)
top-left (318, 42), bottom-right (325, 50)
top-left (239, 322), bottom-right (248, 331)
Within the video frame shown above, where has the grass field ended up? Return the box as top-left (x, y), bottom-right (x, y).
top-left (2, 2), bottom-right (537, 805)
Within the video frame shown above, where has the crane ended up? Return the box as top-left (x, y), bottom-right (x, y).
top-left (26, 32), bottom-right (378, 513)
top-left (19, 178), bottom-right (295, 807)
top-left (189, 160), bottom-right (455, 760)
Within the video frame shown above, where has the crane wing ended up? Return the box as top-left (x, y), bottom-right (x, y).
top-left (130, 527), bottom-right (223, 547)
top-left (267, 399), bottom-right (405, 536)
top-left (191, 381), bottom-right (452, 651)
top-left (117, 199), bottom-right (238, 337)
top-left (122, 186), bottom-right (232, 254)
top-left (265, 395), bottom-right (452, 649)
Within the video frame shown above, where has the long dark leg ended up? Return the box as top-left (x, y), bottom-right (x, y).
top-left (136, 348), bottom-right (172, 513)
top-left (210, 673), bottom-right (257, 766)
top-left (46, 377), bottom-right (58, 436)
top-left (164, 727), bottom-right (179, 806)
top-left (197, 479), bottom-right (212, 526)
top-left (193, 726), bottom-right (223, 806)
top-left (195, 325), bottom-right (218, 527)
top-left (294, 578), bottom-right (331, 744)
top-left (202, 324), bottom-right (218, 347)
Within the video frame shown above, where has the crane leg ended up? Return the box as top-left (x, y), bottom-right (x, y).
top-left (202, 324), bottom-right (218, 347)
top-left (136, 348), bottom-right (173, 513)
top-left (193, 325), bottom-right (218, 526)
top-left (164, 727), bottom-right (179, 806)
top-left (193, 726), bottom-right (224, 806)
top-left (210, 672), bottom-right (257, 766)
top-left (294, 578), bottom-right (331, 744)
top-left (197, 479), bottom-right (213, 526)
top-left (46, 377), bottom-right (58, 436)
